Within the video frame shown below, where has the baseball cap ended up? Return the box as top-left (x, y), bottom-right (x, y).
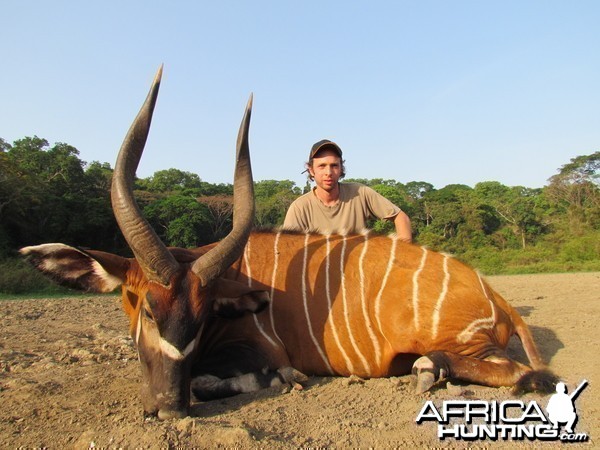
top-left (309, 139), bottom-right (343, 160)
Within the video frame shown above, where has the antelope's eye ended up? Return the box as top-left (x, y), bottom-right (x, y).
top-left (143, 306), bottom-right (155, 322)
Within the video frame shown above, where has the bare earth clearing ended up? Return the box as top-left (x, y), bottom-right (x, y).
top-left (1, 272), bottom-right (598, 449)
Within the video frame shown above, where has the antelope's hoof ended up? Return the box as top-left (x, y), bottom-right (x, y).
top-left (415, 371), bottom-right (436, 394)
top-left (277, 366), bottom-right (309, 390)
top-left (412, 356), bottom-right (447, 393)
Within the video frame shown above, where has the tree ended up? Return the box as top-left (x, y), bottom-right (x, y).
top-left (75, 161), bottom-right (119, 250)
top-left (405, 181), bottom-right (434, 201)
top-left (197, 195), bottom-right (233, 240)
top-left (421, 185), bottom-right (473, 238)
top-left (143, 195), bottom-right (213, 247)
top-left (85, 161), bottom-right (113, 191)
top-left (550, 151), bottom-right (600, 185)
top-left (369, 183), bottom-right (412, 233)
top-left (0, 139), bottom-right (17, 254)
top-left (137, 168), bottom-right (203, 193)
top-left (0, 141), bottom-right (18, 218)
top-left (0, 138), bottom-right (10, 153)
top-left (2, 137), bottom-right (85, 247)
top-left (546, 151), bottom-right (600, 229)
top-left (474, 182), bottom-right (544, 249)
top-left (254, 180), bottom-right (300, 228)
top-left (0, 137), bottom-right (124, 254)
top-left (371, 184), bottom-right (407, 209)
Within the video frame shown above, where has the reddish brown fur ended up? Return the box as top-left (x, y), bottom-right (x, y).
top-left (210, 230), bottom-right (547, 387)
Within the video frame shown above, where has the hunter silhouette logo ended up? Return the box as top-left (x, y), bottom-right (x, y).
top-left (546, 380), bottom-right (588, 435)
top-left (415, 379), bottom-right (590, 442)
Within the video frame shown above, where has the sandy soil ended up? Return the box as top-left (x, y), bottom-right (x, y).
top-left (0, 272), bottom-right (598, 449)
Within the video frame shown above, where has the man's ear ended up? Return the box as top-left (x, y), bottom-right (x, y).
top-left (211, 278), bottom-right (270, 318)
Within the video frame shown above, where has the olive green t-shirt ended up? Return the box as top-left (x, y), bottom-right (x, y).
top-left (282, 182), bottom-right (401, 234)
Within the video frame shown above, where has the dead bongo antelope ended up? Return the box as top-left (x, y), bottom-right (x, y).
top-left (21, 67), bottom-right (557, 419)
top-left (190, 229), bottom-right (556, 397)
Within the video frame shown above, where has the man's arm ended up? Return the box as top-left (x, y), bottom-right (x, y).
top-left (394, 210), bottom-right (412, 243)
top-left (360, 184), bottom-right (412, 242)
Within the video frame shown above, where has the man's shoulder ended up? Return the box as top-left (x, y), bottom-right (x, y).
top-left (340, 182), bottom-right (376, 197)
top-left (340, 182), bottom-right (366, 192)
top-left (289, 189), bottom-right (317, 208)
top-left (341, 182), bottom-right (399, 215)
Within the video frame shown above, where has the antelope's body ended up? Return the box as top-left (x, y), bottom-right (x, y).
top-left (230, 231), bottom-right (522, 376)
top-left (187, 230), bottom-right (544, 390)
top-left (20, 67), bottom-right (556, 420)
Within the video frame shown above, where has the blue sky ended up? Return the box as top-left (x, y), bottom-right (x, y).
top-left (2, 1), bottom-right (599, 189)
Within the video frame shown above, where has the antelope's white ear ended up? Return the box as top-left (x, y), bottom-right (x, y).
top-left (211, 278), bottom-right (270, 318)
top-left (20, 244), bottom-right (127, 293)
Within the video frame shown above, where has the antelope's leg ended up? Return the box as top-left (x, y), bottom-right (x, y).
top-left (191, 366), bottom-right (308, 401)
top-left (412, 351), bottom-right (530, 393)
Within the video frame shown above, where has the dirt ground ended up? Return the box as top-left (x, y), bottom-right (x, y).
top-left (0, 272), bottom-right (598, 449)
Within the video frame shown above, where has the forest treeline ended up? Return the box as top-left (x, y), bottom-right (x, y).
top-left (1, 136), bottom-right (598, 293)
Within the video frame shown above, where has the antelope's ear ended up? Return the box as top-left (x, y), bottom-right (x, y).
top-left (20, 244), bottom-right (128, 293)
top-left (211, 278), bottom-right (270, 318)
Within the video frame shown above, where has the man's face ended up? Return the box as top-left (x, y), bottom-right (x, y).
top-left (309, 149), bottom-right (342, 192)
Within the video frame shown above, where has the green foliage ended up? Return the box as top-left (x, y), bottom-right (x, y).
top-left (137, 168), bottom-right (203, 193)
top-left (545, 151), bottom-right (600, 229)
top-left (254, 180), bottom-right (300, 228)
top-left (1, 134), bottom-right (598, 285)
top-left (558, 231), bottom-right (600, 263)
top-left (0, 137), bottom-right (119, 253)
top-left (405, 181), bottom-right (435, 200)
top-left (459, 232), bottom-right (600, 275)
top-left (143, 195), bottom-right (213, 247)
top-left (0, 258), bottom-right (73, 295)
